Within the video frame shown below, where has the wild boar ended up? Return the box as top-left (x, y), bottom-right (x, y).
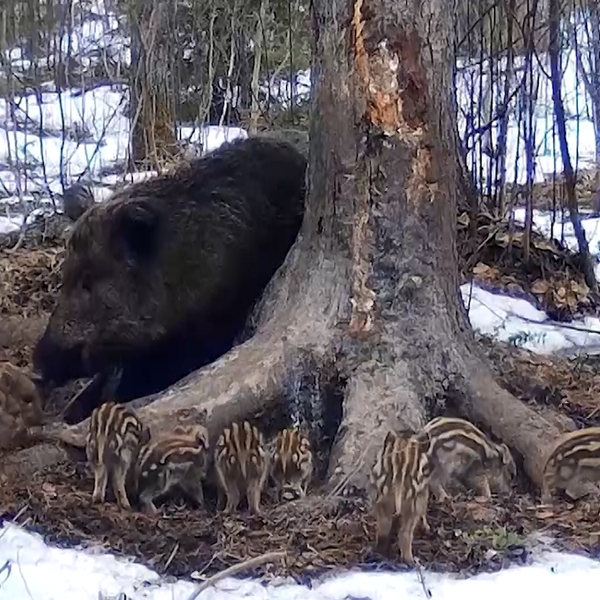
top-left (270, 426), bottom-right (313, 502)
top-left (370, 429), bottom-right (433, 565)
top-left (132, 424), bottom-right (210, 514)
top-left (85, 400), bottom-right (150, 508)
top-left (33, 136), bottom-right (306, 414)
top-left (420, 416), bottom-right (517, 500)
top-left (541, 427), bottom-right (600, 503)
top-left (214, 420), bottom-right (269, 514)
top-left (0, 362), bottom-right (44, 450)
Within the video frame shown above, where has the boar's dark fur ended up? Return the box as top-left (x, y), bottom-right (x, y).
top-left (33, 137), bottom-right (306, 416)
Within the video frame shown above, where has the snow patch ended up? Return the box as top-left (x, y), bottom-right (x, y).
top-left (462, 284), bottom-right (600, 354)
top-left (1, 524), bottom-right (600, 600)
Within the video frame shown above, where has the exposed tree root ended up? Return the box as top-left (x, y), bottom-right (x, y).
top-left (326, 360), bottom-right (427, 492)
top-left (324, 343), bottom-right (562, 494)
top-left (452, 355), bottom-right (561, 487)
top-left (5, 322), bottom-right (335, 479)
top-left (0, 441), bottom-right (72, 479)
top-left (51, 332), bottom-right (296, 443)
top-left (3, 292), bottom-right (566, 500)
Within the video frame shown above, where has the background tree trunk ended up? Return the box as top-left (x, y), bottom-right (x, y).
top-left (24, 0), bottom-right (564, 496)
top-left (547, 0), bottom-right (597, 292)
top-left (127, 0), bottom-right (178, 171)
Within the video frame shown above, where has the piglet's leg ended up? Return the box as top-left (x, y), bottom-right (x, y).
top-left (113, 463), bottom-right (133, 510)
top-left (474, 473), bottom-right (492, 500)
top-left (429, 478), bottom-right (449, 502)
top-left (374, 498), bottom-right (398, 557)
top-left (246, 480), bottom-right (263, 515)
top-left (181, 477), bottom-right (205, 509)
top-left (138, 490), bottom-right (159, 515)
top-left (224, 484), bottom-right (241, 514)
top-left (91, 463), bottom-right (109, 504)
top-left (398, 515), bottom-right (418, 566)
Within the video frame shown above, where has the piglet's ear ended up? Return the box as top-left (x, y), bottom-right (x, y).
top-left (115, 199), bottom-right (161, 264)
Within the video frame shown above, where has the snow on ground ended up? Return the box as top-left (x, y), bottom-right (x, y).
top-left (461, 283), bottom-right (600, 354)
top-left (0, 84), bottom-right (248, 198)
top-left (0, 206), bottom-right (48, 236)
top-left (264, 69), bottom-right (312, 107)
top-left (1, 522), bottom-right (600, 600)
top-left (513, 208), bottom-right (600, 259)
top-left (0, 215), bottom-right (20, 236)
top-left (179, 124), bottom-right (248, 152)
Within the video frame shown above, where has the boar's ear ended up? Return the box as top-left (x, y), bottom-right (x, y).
top-left (116, 199), bottom-right (161, 264)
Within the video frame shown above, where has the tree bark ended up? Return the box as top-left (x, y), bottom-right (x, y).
top-left (249, 0), bottom-right (267, 134)
top-left (8, 0), bottom-right (566, 495)
top-left (128, 0), bottom-right (179, 171)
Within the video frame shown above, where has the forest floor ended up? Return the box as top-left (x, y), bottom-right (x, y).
top-left (1, 209), bottom-right (600, 580)
top-left (1, 460), bottom-right (600, 581)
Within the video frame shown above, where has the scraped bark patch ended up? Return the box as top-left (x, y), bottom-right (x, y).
top-left (352, 0), bottom-right (401, 135)
top-left (349, 202), bottom-right (376, 335)
top-left (389, 28), bottom-right (429, 129)
top-left (408, 143), bottom-right (441, 208)
top-left (352, 8), bottom-right (440, 214)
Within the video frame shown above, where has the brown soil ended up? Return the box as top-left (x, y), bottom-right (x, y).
top-left (1, 220), bottom-right (600, 580)
top-left (0, 456), bottom-right (599, 581)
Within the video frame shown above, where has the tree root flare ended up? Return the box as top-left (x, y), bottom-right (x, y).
top-left (2, 332), bottom-right (304, 479)
top-left (325, 346), bottom-right (565, 495)
top-left (454, 355), bottom-right (562, 488)
top-left (1, 328), bottom-right (566, 498)
top-left (326, 360), bottom-right (427, 493)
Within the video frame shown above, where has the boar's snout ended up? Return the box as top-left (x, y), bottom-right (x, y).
top-left (32, 330), bottom-right (86, 388)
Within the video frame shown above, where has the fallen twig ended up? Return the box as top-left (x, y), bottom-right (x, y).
top-left (163, 542), bottom-right (179, 573)
top-left (0, 504), bottom-right (29, 542)
top-left (415, 560), bottom-right (432, 599)
top-left (190, 552), bottom-right (220, 580)
top-left (16, 549), bottom-right (34, 600)
top-left (5, 209), bottom-right (32, 255)
top-left (58, 376), bottom-right (98, 422)
top-left (185, 550), bottom-right (286, 600)
top-left (0, 560), bottom-right (12, 588)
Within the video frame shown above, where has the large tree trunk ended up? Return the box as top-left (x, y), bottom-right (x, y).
top-left (18, 0), bottom-right (563, 493)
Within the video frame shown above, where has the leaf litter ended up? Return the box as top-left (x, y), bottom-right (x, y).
top-left (457, 210), bottom-right (600, 321)
top-left (1, 457), bottom-right (600, 581)
top-left (1, 210), bottom-right (600, 578)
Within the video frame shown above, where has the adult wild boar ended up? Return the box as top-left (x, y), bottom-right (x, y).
top-left (33, 137), bottom-right (306, 414)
